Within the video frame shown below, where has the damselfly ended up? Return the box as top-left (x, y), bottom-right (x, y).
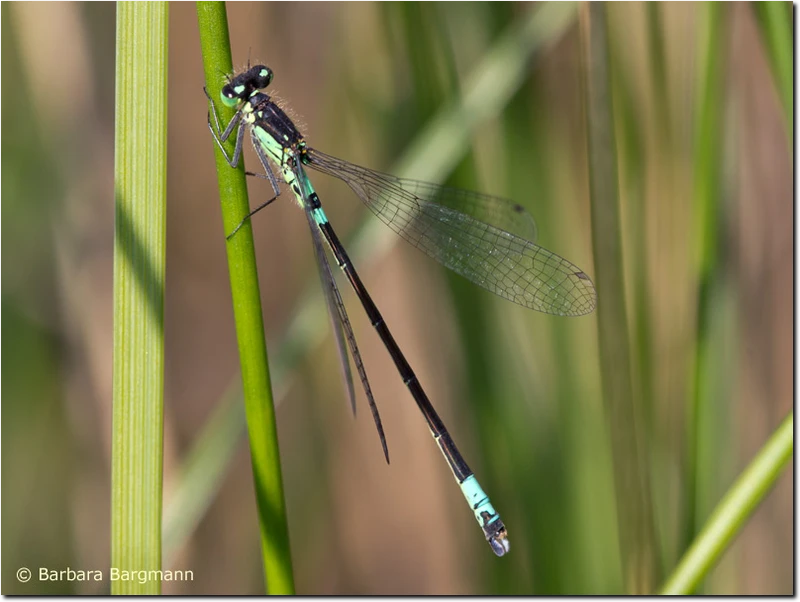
top-left (206, 64), bottom-right (597, 557)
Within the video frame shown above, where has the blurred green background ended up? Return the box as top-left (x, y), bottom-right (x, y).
top-left (2, 1), bottom-right (792, 595)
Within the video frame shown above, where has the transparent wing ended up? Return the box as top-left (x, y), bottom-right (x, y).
top-left (380, 179), bottom-right (539, 243)
top-left (309, 211), bottom-right (357, 418)
top-left (305, 148), bottom-right (596, 316)
top-left (305, 204), bottom-right (390, 463)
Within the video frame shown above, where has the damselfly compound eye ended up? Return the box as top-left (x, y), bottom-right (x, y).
top-left (251, 64), bottom-right (273, 89)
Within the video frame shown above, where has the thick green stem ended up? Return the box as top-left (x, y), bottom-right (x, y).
top-left (196, 1), bottom-right (295, 594)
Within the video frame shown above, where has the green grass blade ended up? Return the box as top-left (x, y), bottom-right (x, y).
top-left (112, 2), bottom-right (168, 594)
top-left (683, 5), bottom-right (729, 578)
top-left (645, 3), bottom-right (673, 151)
top-left (752, 2), bottom-right (792, 136)
top-left (660, 412), bottom-right (793, 595)
top-left (196, 2), bottom-right (295, 594)
top-left (580, 4), bottom-right (659, 593)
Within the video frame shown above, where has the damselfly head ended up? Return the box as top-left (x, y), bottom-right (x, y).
top-left (220, 65), bottom-right (274, 108)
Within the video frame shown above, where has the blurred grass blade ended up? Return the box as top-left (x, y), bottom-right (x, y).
top-left (163, 384), bottom-right (244, 561)
top-left (660, 412), bottom-right (793, 595)
top-left (394, 2), bottom-right (577, 182)
top-left (580, 3), bottom-right (658, 593)
top-left (684, 2), bottom-right (729, 573)
top-left (752, 2), bottom-right (792, 136)
top-left (646, 3), bottom-right (673, 151)
top-left (112, 2), bottom-right (168, 594)
top-left (196, 2), bottom-right (295, 594)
